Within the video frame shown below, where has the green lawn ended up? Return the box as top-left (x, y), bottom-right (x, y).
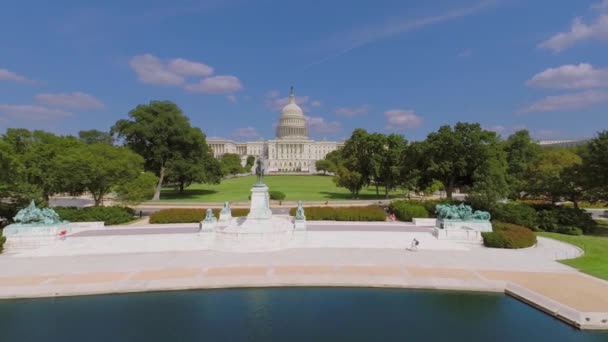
top-left (538, 232), bottom-right (608, 281)
top-left (158, 175), bottom-right (404, 202)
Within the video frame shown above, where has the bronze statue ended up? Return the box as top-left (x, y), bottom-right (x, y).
top-left (255, 159), bottom-right (265, 184)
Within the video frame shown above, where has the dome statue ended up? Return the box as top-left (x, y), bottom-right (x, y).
top-left (276, 86), bottom-right (308, 139)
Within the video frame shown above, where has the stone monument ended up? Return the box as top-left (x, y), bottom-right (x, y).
top-left (13, 200), bottom-right (62, 225)
top-left (434, 203), bottom-right (492, 240)
top-left (294, 200), bottom-right (306, 230)
top-left (219, 202), bottom-right (232, 223)
top-left (200, 208), bottom-right (217, 232)
top-left (2, 201), bottom-right (103, 252)
top-left (247, 159), bottom-right (272, 220)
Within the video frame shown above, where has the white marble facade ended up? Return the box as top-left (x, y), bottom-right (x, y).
top-left (208, 87), bottom-right (343, 173)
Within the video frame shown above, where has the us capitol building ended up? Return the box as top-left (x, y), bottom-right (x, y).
top-left (208, 87), bottom-right (343, 173)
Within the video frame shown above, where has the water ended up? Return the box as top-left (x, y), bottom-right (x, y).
top-left (0, 288), bottom-right (605, 342)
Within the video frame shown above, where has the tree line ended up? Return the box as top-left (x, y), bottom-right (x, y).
top-left (0, 101), bottom-right (225, 217)
top-left (316, 123), bottom-right (608, 208)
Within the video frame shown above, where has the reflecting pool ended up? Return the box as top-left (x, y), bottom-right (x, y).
top-left (0, 288), bottom-right (605, 342)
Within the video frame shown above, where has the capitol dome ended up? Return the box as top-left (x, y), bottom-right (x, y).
top-left (276, 87), bottom-right (308, 139)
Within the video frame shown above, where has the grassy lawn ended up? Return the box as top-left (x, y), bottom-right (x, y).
top-left (538, 232), bottom-right (608, 281)
top-left (158, 175), bottom-right (405, 202)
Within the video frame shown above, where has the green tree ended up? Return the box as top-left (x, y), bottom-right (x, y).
top-left (528, 148), bottom-right (582, 204)
top-left (324, 149), bottom-right (343, 168)
top-left (400, 141), bottom-right (429, 197)
top-left (378, 134), bottom-right (407, 198)
top-left (503, 130), bottom-right (540, 199)
top-left (0, 138), bottom-right (42, 219)
top-left (333, 166), bottom-right (363, 198)
top-left (114, 172), bottom-right (158, 205)
top-left (338, 129), bottom-right (374, 196)
top-left (315, 159), bottom-right (334, 175)
top-left (580, 131), bottom-right (608, 201)
top-left (56, 144), bottom-right (144, 206)
top-left (2, 129), bottom-right (80, 201)
top-left (111, 101), bottom-right (203, 200)
top-left (245, 155), bottom-right (256, 171)
top-left (78, 129), bottom-right (113, 145)
top-left (418, 123), bottom-right (508, 200)
top-left (165, 128), bottom-right (222, 193)
top-left (220, 153), bottom-right (244, 176)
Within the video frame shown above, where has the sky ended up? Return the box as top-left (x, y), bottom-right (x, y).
top-left (1, 0), bottom-right (608, 142)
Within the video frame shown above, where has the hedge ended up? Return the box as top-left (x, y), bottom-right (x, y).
top-left (535, 206), bottom-right (597, 234)
top-left (269, 191), bottom-right (286, 200)
top-left (288, 205), bottom-right (386, 221)
top-left (149, 208), bottom-right (250, 224)
top-left (482, 222), bottom-right (537, 249)
top-left (388, 201), bottom-right (428, 221)
top-left (490, 203), bottom-right (538, 230)
top-left (55, 206), bottom-right (135, 225)
top-left (0, 235), bottom-right (6, 253)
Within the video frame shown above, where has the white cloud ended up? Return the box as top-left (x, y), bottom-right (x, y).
top-left (0, 104), bottom-right (72, 120)
top-left (335, 105), bottom-right (370, 117)
top-left (129, 54), bottom-right (184, 86)
top-left (184, 75), bottom-right (243, 94)
top-left (232, 127), bottom-right (259, 138)
top-left (311, 100), bottom-right (321, 107)
top-left (307, 116), bottom-right (341, 134)
top-left (0, 68), bottom-right (36, 84)
top-left (168, 58), bottom-right (213, 77)
top-left (539, 15), bottom-right (608, 52)
top-left (523, 90), bottom-right (608, 112)
top-left (384, 109), bottom-right (423, 129)
top-left (266, 95), bottom-right (310, 112)
top-left (527, 63), bottom-right (608, 89)
top-left (226, 95), bottom-right (237, 103)
top-left (35, 92), bottom-right (104, 110)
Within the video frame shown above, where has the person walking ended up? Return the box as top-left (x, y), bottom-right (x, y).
top-left (410, 238), bottom-right (419, 251)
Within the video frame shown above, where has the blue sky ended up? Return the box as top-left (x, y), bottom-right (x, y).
top-left (1, 0), bottom-right (608, 142)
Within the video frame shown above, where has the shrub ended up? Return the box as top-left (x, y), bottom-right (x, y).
top-left (555, 226), bottom-right (583, 236)
top-left (0, 235), bottom-right (6, 253)
top-left (55, 206), bottom-right (134, 225)
top-left (149, 208), bottom-right (250, 223)
top-left (389, 201), bottom-right (428, 221)
top-left (231, 209), bottom-right (250, 217)
top-left (150, 209), bottom-right (204, 223)
top-left (480, 231), bottom-right (506, 248)
top-left (269, 191), bottom-right (286, 200)
top-left (482, 222), bottom-right (537, 249)
top-left (536, 207), bottom-right (596, 234)
top-left (288, 205), bottom-right (386, 221)
top-left (491, 203), bottom-right (538, 230)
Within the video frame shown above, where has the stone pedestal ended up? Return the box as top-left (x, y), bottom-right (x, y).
top-left (219, 211), bottom-right (232, 223)
top-left (2, 222), bottom-right (104, 252)
top-left (436, 219), bottom-right (493, 232)
top-left (294, 219), bottom-right (306, 231)
top-left (200, 220), bottom-right (217, 232)
top-left (247, 184), bottom-right (272, 220)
